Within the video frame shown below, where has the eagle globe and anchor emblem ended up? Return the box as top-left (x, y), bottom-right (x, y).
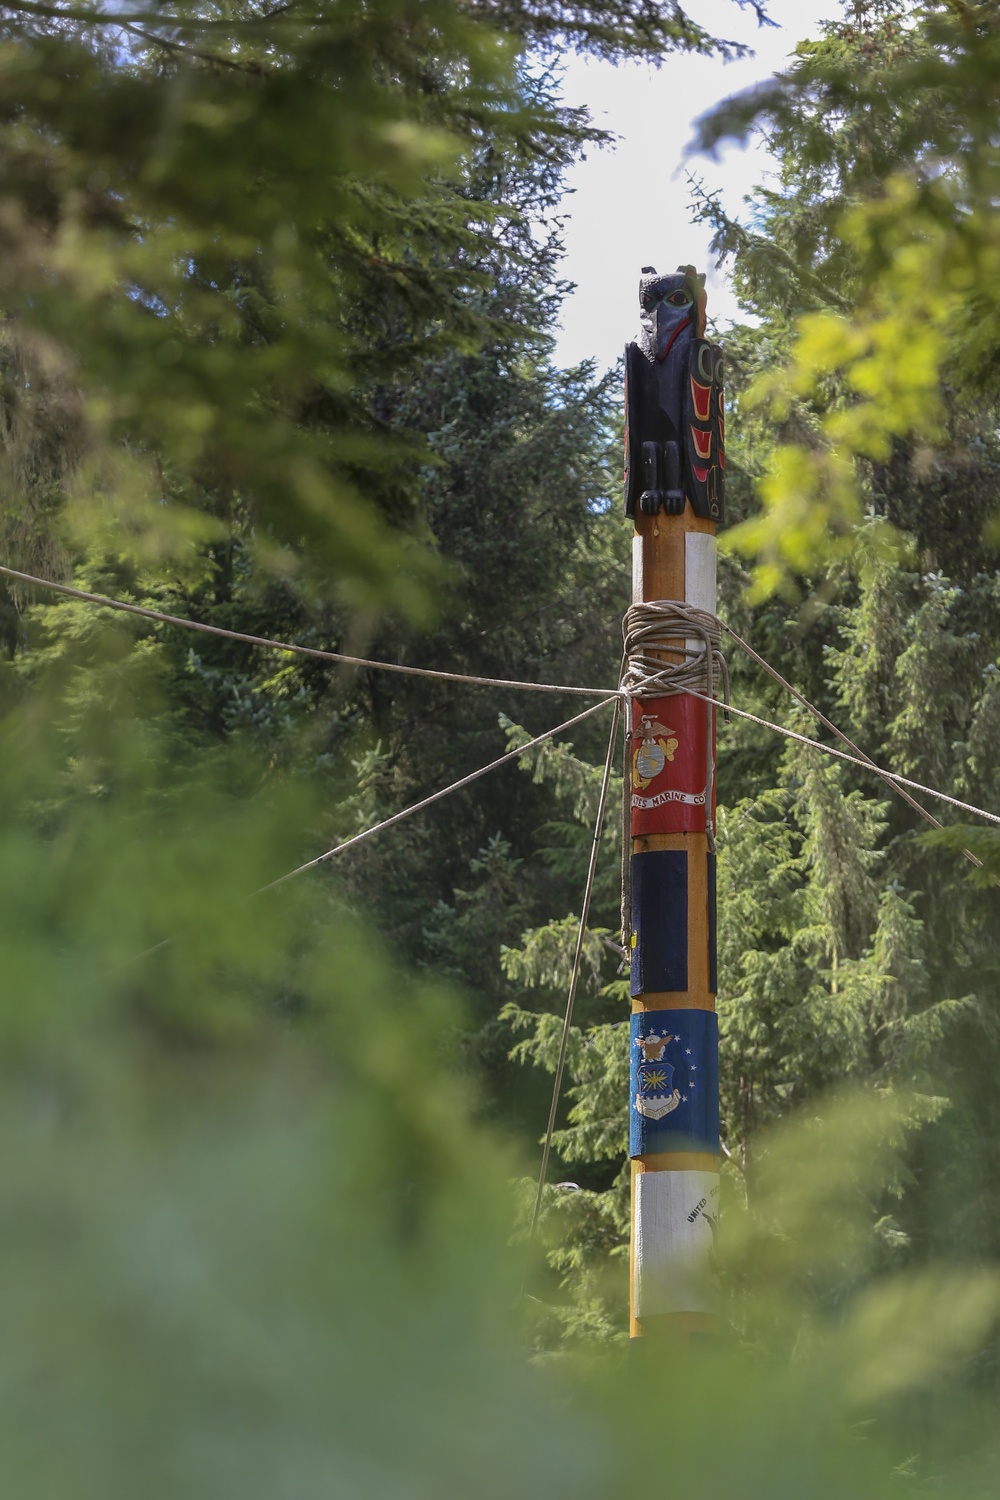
top-left (634, 1029), bottom-right (684, 1120)
top-left (631, 713), bottom-right (679, 791)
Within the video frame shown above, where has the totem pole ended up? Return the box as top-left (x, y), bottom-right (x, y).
top-left (623, 266), bottom-right (724, 1338)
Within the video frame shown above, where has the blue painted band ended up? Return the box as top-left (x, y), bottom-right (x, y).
top-left (629, 1009), bottom-right (719, 1157)
top-left (630, 850), bottom-right (687, 997)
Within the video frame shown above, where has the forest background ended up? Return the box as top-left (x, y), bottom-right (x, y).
top-left (2, 0), bottom-right (1000, 1493)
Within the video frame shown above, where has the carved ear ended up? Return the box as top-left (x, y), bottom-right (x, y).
top-left (641, 265), bottom-right (656, 273)
top-left (698, 274), bottom-right (706, 287)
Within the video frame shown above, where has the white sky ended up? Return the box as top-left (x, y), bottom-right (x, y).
top-left (553, 0), bottom-right (836, 369)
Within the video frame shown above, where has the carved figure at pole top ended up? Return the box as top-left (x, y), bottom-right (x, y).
top-left (623, 264), bottom-right (725, 522)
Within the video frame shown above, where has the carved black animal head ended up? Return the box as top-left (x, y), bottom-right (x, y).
top-left (637, 265), bottom-right (707, 363)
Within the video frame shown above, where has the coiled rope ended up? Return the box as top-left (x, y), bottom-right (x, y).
top-left (621, 600), bottom-right (728, 703)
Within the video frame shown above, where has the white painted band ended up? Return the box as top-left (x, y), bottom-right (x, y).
top-left (684, 533), bottom-right (718, 658)
top-left (632, 534), bottom-right (643, 606)
top-left (684, 533), bottom-right (717, 612)
top-left (634, 1169), bottom-right (719, 1317)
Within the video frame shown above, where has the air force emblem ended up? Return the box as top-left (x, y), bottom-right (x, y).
top-left (634, 1030), bottom-right (682, 1120)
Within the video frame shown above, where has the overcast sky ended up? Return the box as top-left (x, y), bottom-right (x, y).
top-left (552, 0), bottom-right (836, 370)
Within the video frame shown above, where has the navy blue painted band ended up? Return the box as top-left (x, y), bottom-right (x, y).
top-left (630, 850), bottom-right (687, 996)
top-left (629, 1008), bottom-right (720, 1156)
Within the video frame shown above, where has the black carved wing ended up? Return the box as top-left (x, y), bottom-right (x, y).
top-left (624, 341), bottom-right (646, 519)
top-left (683, 339), bottom-right (724, 522)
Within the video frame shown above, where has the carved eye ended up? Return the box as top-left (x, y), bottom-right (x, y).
top-left (668, 290), bottom-right (690, 306)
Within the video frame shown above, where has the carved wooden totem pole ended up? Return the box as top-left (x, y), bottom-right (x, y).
top-left (623, 266), bottom-right (724, 1338)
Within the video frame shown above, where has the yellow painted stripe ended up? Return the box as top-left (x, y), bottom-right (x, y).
top-left (633, 830), bottom-right (703, 856)
top-left (632, 994), bottom-right (715, 1013)
top-left (635, 1152), bottom-right (719, 1173)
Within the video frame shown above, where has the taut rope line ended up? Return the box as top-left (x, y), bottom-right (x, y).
top-left (527, 696), bottom-right (622, 1246)
top-left (9, 562), bottom-right (996, 838)
top-left (114, 695), bottom-right (620, 970)
top-left (0, 564), bottom-right (616, 700)
top-left (684, 686), bottom-right (1000, 829)
top-left (257, 697), bottom-right (619, 891)
top-left (722, 622), bottom-right (994, 882)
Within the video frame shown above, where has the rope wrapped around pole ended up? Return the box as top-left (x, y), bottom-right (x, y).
top-left (621, 600), bottom-right (729, 702)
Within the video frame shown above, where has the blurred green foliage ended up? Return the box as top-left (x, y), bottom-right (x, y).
top-left (4, 659), bottom-right (1000, 1492)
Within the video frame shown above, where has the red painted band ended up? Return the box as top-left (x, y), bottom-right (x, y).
top-left (631, 695), bottom-right (716, 835)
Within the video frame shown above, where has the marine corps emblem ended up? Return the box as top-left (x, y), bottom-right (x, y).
top-left (631, 713), bottom-right (679, 791)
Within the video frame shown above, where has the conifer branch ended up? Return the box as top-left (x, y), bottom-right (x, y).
top-left (687, 174), bottom-right (851, 313)
top-left (118, 19), bottom-right (268, 73)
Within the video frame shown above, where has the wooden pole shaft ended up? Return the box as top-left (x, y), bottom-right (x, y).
top-left (628, 498), bottom-right (720, 1340)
